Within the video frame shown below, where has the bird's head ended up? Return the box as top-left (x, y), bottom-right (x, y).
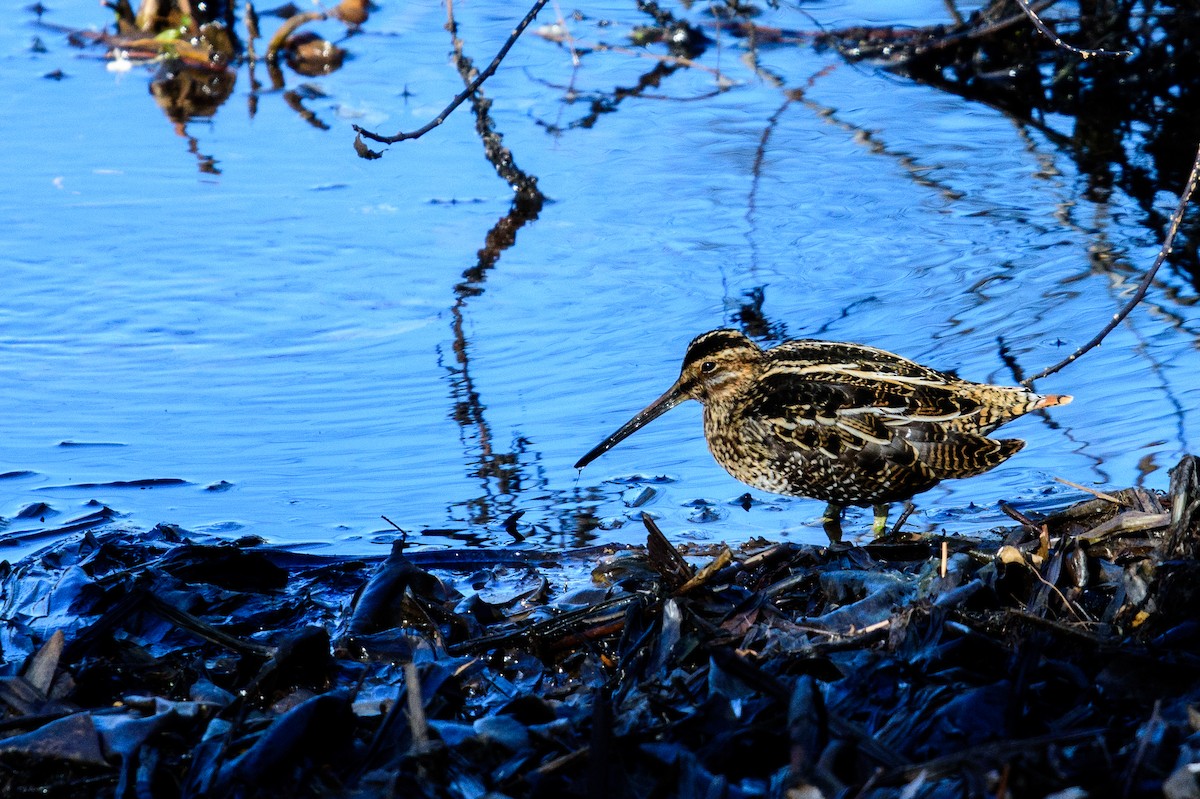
top-left (574, 329), bottom-right (763, 469)
top-left (673, 329), bottom-right (763, 405)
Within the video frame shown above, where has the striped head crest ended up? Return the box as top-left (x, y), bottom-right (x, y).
top-left (679, 329), bottom-right (764, 401)
top-left (681, 329), bottom-right (761, 369)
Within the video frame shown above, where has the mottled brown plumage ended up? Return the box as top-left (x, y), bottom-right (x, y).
top-left (575, 329), bottom-right (1072, 537)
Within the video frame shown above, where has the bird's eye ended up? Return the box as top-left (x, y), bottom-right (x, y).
top-left (701, 361), bottom-right (717, 373)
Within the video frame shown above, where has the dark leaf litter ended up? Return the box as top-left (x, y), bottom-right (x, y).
top-left (3, 457), bottom-right (1200, 798)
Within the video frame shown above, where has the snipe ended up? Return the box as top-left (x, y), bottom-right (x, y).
top-left (575, 329), bottom-right (1071, 539)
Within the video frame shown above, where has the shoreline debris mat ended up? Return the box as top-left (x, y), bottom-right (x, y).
top-left (2, 456), bottom-right (1199, 797)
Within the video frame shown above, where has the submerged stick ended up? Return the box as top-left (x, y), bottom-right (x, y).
top-left (1053, 476), bottom-right (1124, 505)
top-left (1023, 142), bottom-right (1200, 387)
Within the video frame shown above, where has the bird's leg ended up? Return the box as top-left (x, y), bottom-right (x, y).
top-left (822, 502), bottom-right (844, 543)
top-left (872, 503), bottom-right (890, 536)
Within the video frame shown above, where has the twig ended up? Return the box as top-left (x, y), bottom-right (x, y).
top-left (1023, 142), bottom-right (1200, 386)
top-left (1026, 557), bottom-right (1087, 622)
top-left (354, 0), bottom-right (551, 145)
top-left (1053, 476), bottom-right (1124, 505)
top-left (889, 501), bottom-right (916, 536)
top-left (404, 661), bottom-right (430, 750)
top-left (998, 500), bottom-right (1039, 529)
top-left (1010, 0), bottom-right (1131, 59)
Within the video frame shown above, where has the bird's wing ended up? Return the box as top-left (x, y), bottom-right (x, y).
top-left (739, 373), bottom-right (918, 462)
top-left (767, 339), bottom-right (1063, 434)
top-left (747, 365), bottom-right (986, 437)
top-left (738, 370), bottom-right (1021, 479)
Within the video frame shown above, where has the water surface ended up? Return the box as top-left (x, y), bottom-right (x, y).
top-left (1, 0), bottom-right (1196, 559)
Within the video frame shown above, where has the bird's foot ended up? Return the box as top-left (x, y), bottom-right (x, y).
top-left (822, 503), bottom-right (844, 544)
top-left (872, 504), bottom-right (890, 537)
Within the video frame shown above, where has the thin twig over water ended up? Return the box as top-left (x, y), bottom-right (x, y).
top-left (1011, 0), bottom-right (1132, 60)
top-left (353, 0), bottom-right (551, 151)
top-left (1023, 143), bottom-right (1200, 386)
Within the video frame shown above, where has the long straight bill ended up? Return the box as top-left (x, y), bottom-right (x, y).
top-left (574, 382), bottom-right (687, 469)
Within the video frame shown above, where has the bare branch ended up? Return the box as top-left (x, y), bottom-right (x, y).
top-left (1011, 0), bottom-right (1132, 59)
top-left (353, 0), bottom-right (551, 146)
top-left (1023, 142), bottom-right (1200, 387)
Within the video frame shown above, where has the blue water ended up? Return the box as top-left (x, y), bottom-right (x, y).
top-left (1, 0), bottom-right (1196, 560)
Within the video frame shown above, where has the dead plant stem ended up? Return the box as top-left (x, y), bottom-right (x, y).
top-left (1024, 143), bottom-right (1200, 386)
top-left (354, 0), bottom-right (551, 145)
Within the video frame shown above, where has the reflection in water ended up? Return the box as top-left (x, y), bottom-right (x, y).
top-left (534, 2), bottom-right (717, 135)
top-left (725, 6), bottom-right (1200, 498)
top-left (283, 86), bottom-right (332, 131)
top-left (150, 63), bottom-right (237, 173)
top-left (60, 0), bottom-right (353, 173)
top-left (435, 4), bottom-right (609, 547)
top-left (446, 249), bottom-right (611, 546)
top-left (731, 286), bottom-right (787, 342)
top-left (538, 62), bottom-right (681, 135)
top-left (862, 1), bottom-right (1200, 285)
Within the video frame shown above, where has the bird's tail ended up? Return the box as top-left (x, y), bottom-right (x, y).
top-left (1034, 394), bottom-right (1073, 409)
top-left (959, 388), bottom-right (1072, 433)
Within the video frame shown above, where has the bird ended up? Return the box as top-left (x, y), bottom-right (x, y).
top-left (574, 329), bottom-right (1071, 540)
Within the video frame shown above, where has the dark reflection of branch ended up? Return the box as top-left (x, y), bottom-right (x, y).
top-left (746, 89), bottom-right (794, 228)
top-left (447, 7), bottom-right (543, 204)
top-left (809, 297), bottom-right (883, 338)
top-left (745, 56), bottom-right (969, 212)
top-left (283, 86), bottom-right (330, 130)
top-left (264, 58), bottom-right (286, 90)
top-left (531, 0), bottom-right (717, 135)
top-left (742, 61), bottom-right (821, 280)
top-left (433, 0), bottom-right (616, 545)
top-left (734, 60), bottom-right (967, 343)
top-left (729, 3), bottom-right (1200, 287)
top-left (244, 2), bottom-right (262, 117)
top-left (814, 96), bottom-right (968, 203)
top-left (186, 136), bottom-right (220, 175)
top-left (444, 247), bottom-right (611, 544)
top-left (731, 287), bottom-right (788, 342)
top-left (535, 62), bottom-right (681, 135)
top-left (902, 4), bottom-right (1199, 286)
